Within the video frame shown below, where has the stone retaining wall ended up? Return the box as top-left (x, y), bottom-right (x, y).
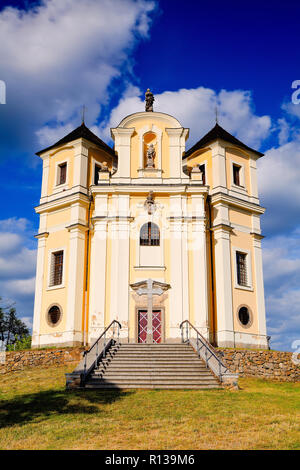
top-left (0, 347), bottom-right (299, 382)
top-left (0, 347), bottom-right (85, 375)
top-left (218, 349), bottom-right (300, 382)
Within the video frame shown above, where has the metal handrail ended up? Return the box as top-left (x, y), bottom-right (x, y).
top-left (82, 320), bottom-right (121, 382)
top-left (180, 320), bottom-right (228, 382)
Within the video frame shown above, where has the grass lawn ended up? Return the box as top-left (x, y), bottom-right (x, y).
top-left (0, 363), bottom-right (299, 450)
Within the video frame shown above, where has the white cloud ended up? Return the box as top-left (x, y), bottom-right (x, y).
top-left (282, 100), bottom-right (300, 120)
top-left (21, 316), bottom-right (33, 331)
top-left (35, 123), bottom-right (75, 148)
top-left (0, 232), bottom-right (22, 255)
top-left (0, 0), bottom-right (156, 154)
top-left (262, 232), bottom-right (300, 351)
top-left (4, 277), bottom-right (36, 297)
top-left (263, 233), bottom-right (300, 285)
top-left (257, 136), bottom-right (300, 233)
top-left (99, 85), bottom-right (271, 149)
top-left (0, 217), bottom-right (29, 232)
top-left (0, 247), bottom-right (36, 280)
top-left (0, 218), bottom-right (36, 327)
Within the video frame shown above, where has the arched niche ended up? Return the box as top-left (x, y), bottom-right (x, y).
top-left (138, 124), bottom-right (162, 174)
top-left (143, 131), bottom-right (157, 168)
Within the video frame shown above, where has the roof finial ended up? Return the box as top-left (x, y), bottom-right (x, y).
top-left (145, 88), bottom-right (154, 112)
top-left (215, 106), bottom-right (219, 125)
top-left (81, 105), bottom-right (86, 124)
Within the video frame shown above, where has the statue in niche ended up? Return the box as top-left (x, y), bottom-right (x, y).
top-left (145, 88), bottom-right (154, 112)
top-left (146, 143), bottom-right (156, 168)
top-left (144, 191), bottom-right (156, 215)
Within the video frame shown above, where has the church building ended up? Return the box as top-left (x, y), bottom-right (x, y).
top-left (32, 90), bottom-right (268, 350)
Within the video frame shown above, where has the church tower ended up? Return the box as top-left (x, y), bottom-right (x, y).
top-left (32, 91), bottom-right (268, 349)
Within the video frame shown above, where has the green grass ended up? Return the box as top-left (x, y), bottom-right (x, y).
top-left (0, 364), bottom-right (299, 450)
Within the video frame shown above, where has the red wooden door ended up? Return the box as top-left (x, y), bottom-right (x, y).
top-left (138, 310), bottom-right (162, 343)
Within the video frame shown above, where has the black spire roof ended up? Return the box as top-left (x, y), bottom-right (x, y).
top-left (184, 123), bottom-right (264, 158)
top-left (36, 122), bottom-right (115, 157)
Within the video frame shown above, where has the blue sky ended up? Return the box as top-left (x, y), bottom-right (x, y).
top-left (0, 0), bottom-right (299, 351)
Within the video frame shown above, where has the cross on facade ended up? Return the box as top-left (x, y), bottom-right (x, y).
top-left (136, 279), bottom-right (164, 343)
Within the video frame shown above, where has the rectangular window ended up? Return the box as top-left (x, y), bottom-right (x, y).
top-left (236, 252), bottom-right (248, 287)
top-left (58, 163), bottom-right (67, 185)
top-left (50, 250), bottom-right (64, 286)
top-left (199, 164), bottom-right (206, 185)
top-left (94, 164), bottom-right (101, 185)
top-left (233, 164), bottom-right (241, 186)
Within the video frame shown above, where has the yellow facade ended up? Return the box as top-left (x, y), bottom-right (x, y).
top-left (32, 111), bottom-right (268, 349)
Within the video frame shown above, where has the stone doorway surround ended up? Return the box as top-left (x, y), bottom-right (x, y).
top-left (130, 279), bottom-right (170, 343)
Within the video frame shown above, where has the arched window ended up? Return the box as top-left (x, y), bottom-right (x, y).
top-left (47, 305), bottom-right (62, 326)
top-left (140, 222), bottom-right (160, 246)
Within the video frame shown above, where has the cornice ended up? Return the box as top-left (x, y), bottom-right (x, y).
top-left (250, 232), bottom-right (265, 240)
top-left (91, 184), bottom-right (208, 195)
top-left (116, 111), bottom-right (182, 129)
top-left (92, 216), bottom-right (134, 222)
top-left (210, 191), bottom-right (265, 214)
top-left (35, 191), bottom-right (90, 214)
top-left (210, 223), bottom-right (233, 233)
top-left (66, 222), bottom-right (89, 232)
top-left (34, 231), bottom-right (49, 239)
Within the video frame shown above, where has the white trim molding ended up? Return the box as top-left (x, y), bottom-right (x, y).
top-left (230, 159), bottom-right (247, 195)
top-left (47, 246), bottom-right (66, 290)
top-left (232, 246), bottom-right (253, 291)
top-left (54, 158), bottom-right (69, 191)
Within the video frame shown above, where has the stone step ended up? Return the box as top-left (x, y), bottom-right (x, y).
top-left (112, 351), bottom-right (197, 360)
top-left (85, 383), bottom-right (220, 390)
top-left (98, 365), bottom-right (208, 372)
top-left (115, 348), bottom-right (193, 352)
top-left (119, 346), bottom-right (191, 352)
top-left (88, 376), bottom-right (218, 385)
top-left (81, 342), bottom-right (221, 390)
top-left (93, 372), bottom-right (214, 379)
top-left (93, 367), bottom-right (211, 375)
top-left (118, 344), bottom-right (187, 346)
top-left (103, 358), bottom-right (204, 368)
top-left (119, 343), bottom-right (186, 346)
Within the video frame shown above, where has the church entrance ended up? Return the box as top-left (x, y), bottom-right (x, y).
top-left (138, 310), bottom-right (162, 343)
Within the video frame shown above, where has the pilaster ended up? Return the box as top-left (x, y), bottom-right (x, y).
top-left (88, 194), bottom-right (108, 342)
top-left (66, 224), bottom-right (87, 345)
top-left (190, 194), bottom-right (209, 338)
top-left (251, 233), bottom-right (267, 343)
top-left (168, 195), bottom-right (189, 339)
top-left (111, 128), bottom-right (134, 182)
top-left (40, 154), bottom-right (50, 200)
top-left (109, 195), bottom-right (131, 340)
top-left (213, 224), bottom-right (235, 347)
top-left (73, 140), bottom-right (89, 191)
top-left (165, 128), bottom-right (187, 180)
top-left (32, 232), bottom-right (49, 347)
top-left (210, 141), bottom-right (227, 192)
top-left (249, 157), bottom-right (260, 204)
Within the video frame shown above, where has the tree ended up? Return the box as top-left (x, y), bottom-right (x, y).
top-left (0, 297), bottom-right (29, 347)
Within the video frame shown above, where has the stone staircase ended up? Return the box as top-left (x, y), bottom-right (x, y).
top-left (84, 343), bottom-right (221, 389)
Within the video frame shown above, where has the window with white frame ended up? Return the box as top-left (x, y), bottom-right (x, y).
top-left (49, 250), bottom-right (64, 287)
top-left (233, 164), bottom-right (241, 186)
top-left (57, 162), bottom-right (67, 185)
top-left (236, 251), bottom-right (248, 287)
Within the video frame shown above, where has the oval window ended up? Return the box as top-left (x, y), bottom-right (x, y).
top-left (238, 306), bottom-right (250, 326)
top-left (48, 305), bottom-right (62, 326)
